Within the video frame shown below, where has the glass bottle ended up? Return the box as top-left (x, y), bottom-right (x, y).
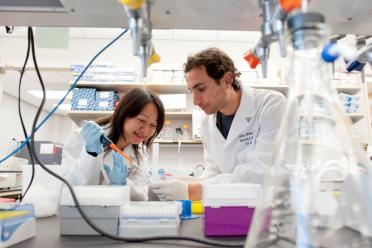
top-left (246, 12), bottom-right (372, 248)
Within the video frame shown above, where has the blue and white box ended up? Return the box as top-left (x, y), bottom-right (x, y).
top-left (71, 88), bottom-right (96, 111)
top-left (94, 91), bottom-right (119, 111)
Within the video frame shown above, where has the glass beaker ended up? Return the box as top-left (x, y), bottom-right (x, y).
top-left (246, 12), bottom-right (372, 248)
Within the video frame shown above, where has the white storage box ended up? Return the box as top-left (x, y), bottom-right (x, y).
top-left (119, 201), bottom-right (180, 238)
top-left (60, 185), bottom-right (129, 206)
top-left (60, 185), bottom-right (129, 236)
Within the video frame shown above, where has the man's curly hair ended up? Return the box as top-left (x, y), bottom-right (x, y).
top-left (184, 47), bottom-right (241, 91)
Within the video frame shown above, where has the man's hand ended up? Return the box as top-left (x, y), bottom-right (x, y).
top-left (149, 179), bottom-right (189, 201)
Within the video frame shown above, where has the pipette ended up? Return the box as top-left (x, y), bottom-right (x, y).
top-left (100, 135), bottom-right (132, 163)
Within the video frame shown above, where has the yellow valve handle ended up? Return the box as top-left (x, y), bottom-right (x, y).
top-left (148, 51), bottom-right (161, 67)
top-left (119, 0), bottom-right (144, 10)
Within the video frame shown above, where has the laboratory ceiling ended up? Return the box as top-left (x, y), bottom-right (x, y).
top-left (0, 0), bottom-right (371, 34)
top-left (1, 0), bottom-right (372, 115)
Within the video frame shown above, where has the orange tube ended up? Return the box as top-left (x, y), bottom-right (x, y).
top-left (109, 143), bottom-right (132, 163)
top-left (279, 0), bottom-right (301, 12)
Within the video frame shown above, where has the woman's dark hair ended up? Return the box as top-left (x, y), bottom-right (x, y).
top-left (96, 88), bottom-right (165, 163)
top-left (184, 47), bottom-right (241, 91)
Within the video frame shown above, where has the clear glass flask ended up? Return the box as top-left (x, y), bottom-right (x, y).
top-left (246, 12), bottom-right (372, 248)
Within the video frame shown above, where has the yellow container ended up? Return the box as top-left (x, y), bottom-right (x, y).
top-left (191, 201), bottom-right (204, 214)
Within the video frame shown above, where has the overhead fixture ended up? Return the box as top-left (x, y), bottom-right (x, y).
top-left (0, 0), bottom-right (66, 12)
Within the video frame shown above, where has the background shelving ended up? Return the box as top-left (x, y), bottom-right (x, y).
top-left (74, 82), bottom-right (188, 94)
top-left (67, 110), bottom-right (193, 125)
top-left (68, 81), bottom-right (366, 126)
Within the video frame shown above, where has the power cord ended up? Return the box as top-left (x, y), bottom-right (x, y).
top-left (18, 27), bottom-right (35, 201)
top-left (25, 27), bottom-right (244, 247)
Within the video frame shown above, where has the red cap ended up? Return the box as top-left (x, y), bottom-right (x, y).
top-left (279, 0), bottom-right (301, 12)
top-left (243, 51), bottom-right (260, 69)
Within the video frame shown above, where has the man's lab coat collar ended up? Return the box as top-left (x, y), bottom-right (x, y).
top-left (224, 86), bottom-right (255, 148)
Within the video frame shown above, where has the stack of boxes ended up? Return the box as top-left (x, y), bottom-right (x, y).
top-left (94, 91), bottom-right (120, 111)
top-left (71, 63), bottom-right (136, 83)
top-left (70, 62), bottom-right (137, 112)
top-left (71, 88), bottom-right (119, 111)
top-left (71, 62), bottom-right (117, 83)
top-left (70, 88), bottom-right (96, 111)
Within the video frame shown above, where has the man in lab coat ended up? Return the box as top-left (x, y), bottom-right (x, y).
top-left (149, 47), bottom-right (287, 201)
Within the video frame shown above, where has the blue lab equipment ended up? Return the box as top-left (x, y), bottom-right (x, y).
top-left (321, 42), bottom-right (339, 63)
top-left (346, 43), bottom-right (372, 72)
top-left (100, 135), bottom-right (112, 147)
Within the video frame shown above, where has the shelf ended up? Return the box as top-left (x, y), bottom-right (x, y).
top-left (298, 113), bottom-right (336, 125)
top-left (299, 140), bottom-right (344, 152)
top-left (67, 110), bottom-right (113, 125)
top-left (249, 84), bottom-right (289, 95)
top-left (0, 170), bottom-right (22, 173)
top-left (5, 65), bottom-right (72, 72)
top-left (347, 113), bottom-right (364, 123)
top-left (0, 187), bottom-right (22, 197)
top-left (164, 111), bottom-right (192, 119)
top-left (334, 84), bottom-right (361, 95)
top-left (67, 110), bottom-right (194, 125)
top-left (5, 65), bottom-right (73, 83)
top-left (299, 139), bottom-right (365, 151)
top-left (297, 113), bottom-right (363, 124)
top-left (73, 82), bottom-right (362, 96)
top-left (247, 84), bottom-right (361, 96)
top-left (75, 82), bottom-right (188, 94)
top-left (154, 139), bottom-right (202, 144)
top-left (77, 82), bottom-right (290, 95)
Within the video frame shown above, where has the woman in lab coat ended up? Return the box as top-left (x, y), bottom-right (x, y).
top-left (62, 88), bottom-right (165, 201)
top-left (149, 47), bottom-right (287, 201)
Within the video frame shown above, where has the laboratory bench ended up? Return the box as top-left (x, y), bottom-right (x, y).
top-left (12, 215), bottom-right (246, 248)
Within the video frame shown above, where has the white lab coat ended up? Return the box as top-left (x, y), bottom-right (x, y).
top-left (200, 86), bottom-right (287, 185)
top-left (62, 128), bottom-right (149, 201)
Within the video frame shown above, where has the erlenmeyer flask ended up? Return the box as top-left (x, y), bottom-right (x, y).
top-left (246, 12), bottom-right (372, 248)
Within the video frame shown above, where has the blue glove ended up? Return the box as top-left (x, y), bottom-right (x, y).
top-left (103, 151), bottom-right (128, 185)
top-left (80, 121), bottom-right (105, 155)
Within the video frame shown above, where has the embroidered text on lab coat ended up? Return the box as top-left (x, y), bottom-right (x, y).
top-left (239, 132), bottom-right (255, 146)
